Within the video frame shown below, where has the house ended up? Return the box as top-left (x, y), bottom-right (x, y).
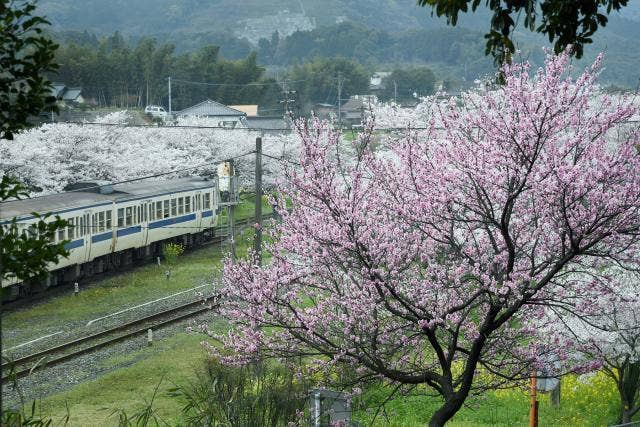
top-left (369, 72), bottom-right (391, 92)
top-left (61, 87), bottom-right (84, 104)
top-left (50, 83), bottom-right (67, 100)
top-left (175, 99), bottom-right (247, 128)
top-left (245, 116), bottom-right (290, 134)
top-left (313, 103), bottom-right (337, 120)
top-left (48, 84), bottom-right (85, 104)
top-left (340, 95), bottom-right (377, 126)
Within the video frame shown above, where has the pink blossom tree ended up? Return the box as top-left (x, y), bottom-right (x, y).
top-left (210, 51), bottom-right (640, 426)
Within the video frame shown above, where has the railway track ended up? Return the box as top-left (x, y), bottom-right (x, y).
top-left (0, 212), bottom-right (277, 381)
top-left (1, 298), bottom-right (216, 383)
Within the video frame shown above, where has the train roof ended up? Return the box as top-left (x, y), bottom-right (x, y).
top-left (0, 176), bottom-right (215, 222)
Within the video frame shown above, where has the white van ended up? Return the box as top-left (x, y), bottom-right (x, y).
top-left (144, 105), bottom-right (169, 120)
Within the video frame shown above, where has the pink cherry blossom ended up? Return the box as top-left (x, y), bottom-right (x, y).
top-left (209, 49), bottom-right (640, 427)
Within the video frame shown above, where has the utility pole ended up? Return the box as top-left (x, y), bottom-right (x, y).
top-left (167, 76), bottom-right (172, 115)
top-left (529, 375), bottom-right (538, 427)
top-left (393, 80), bottom-right (398, 104)
top-left (254, 137), bottom-right (263, 266)
top-left (337, 72), bottom-right (344, 126)
top-left (225, 159), bottom-right (236, 262)
top-left (280, 79), bottom-right (295, 116)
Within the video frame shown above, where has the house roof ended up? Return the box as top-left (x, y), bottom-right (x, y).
top-left (50, 84), bottom-right (66, 99)
top-left (341, 95), bottom-right (377, 112)
top-left (245, 116), bottom-right (289, 130)
top-left (229, 105), bottom-right (258, 117)
top-left (62, 87), bottom-right (83, 101)
top-left (177, 99), bottom-right (247, 117)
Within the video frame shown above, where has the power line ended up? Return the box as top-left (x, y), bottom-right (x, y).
top-left (171, 77), bottom-right (307, 88)
top-left (261, 152), bottom-right (300, 166)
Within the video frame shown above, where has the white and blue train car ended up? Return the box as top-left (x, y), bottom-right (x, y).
top-left (0, 177), bottom-right (220, 298)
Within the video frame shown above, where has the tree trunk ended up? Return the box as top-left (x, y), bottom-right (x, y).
top-left (429, 396), bottom-right (466, 427)
top-left (621, 406), bottom-right (631, 424)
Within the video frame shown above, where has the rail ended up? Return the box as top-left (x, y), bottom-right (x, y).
top-left (1, 298), bottom-right (215, 382)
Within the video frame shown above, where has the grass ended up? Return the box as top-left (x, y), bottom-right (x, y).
top-left (356, 372), bottom-right (621, 426)
top-left (33, 329), bottom-right (624, 427)
top-left (38, 333), bottom-right (208, 426)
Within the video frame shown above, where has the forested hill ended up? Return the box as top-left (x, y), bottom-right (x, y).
top-left (40, 0), bottom-right (640, 88)
top-left (37, 0), bottom-right (450, 38)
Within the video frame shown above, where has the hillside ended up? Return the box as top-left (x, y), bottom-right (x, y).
top-left (39, 0), bottom-right (640, 87)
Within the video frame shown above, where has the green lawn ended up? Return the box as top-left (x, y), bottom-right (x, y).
top-left (39, 333), bottom-right (208, 426)
top-left (34, 329), bottom-right (623, 426)
top-left (357, 372), bottom-right (620, 426)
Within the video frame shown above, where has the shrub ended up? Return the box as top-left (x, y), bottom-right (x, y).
top-left (162, 242), bottom-right (184, 267)
top-left (169, 358), bottom-right (308, 426)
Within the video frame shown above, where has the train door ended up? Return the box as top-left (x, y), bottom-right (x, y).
top-left (83, 211), bottom-right (92, 262)
top-left (194, 192), bottom-right (203, 230)
top-left (142, 200), bottom-right (151, 245)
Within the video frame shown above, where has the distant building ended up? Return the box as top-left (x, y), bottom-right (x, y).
top-left (176, 99), bottom-right (247, 128)
top-left (340, 95), bottom-right (377, 126)
top-left (313, 103), bottom-right (337, 120)
top-left (229, 105), bottom-right (258, 117)
top-left (49, 84), bottom-right (85, 104)
top-left (370, 72), bottom-right (391, 92)
top-left (245, 116), bottom-right (290, 133)
top-left (50, 83), bottom-right (67, 100)
top-left (62, 87), bottom-right (84, 104)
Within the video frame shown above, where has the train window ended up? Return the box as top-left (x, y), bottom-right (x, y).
top-left (185, 196), bottom-right (191, 213)
top-left (106, 211), bottom-right (112, 230)
top-left (68, 218), bottom-right (75, 239)
top-left (58, 227), bottom-right (65, 241)
top-left (163, 200), bottom-right (170, 218)
top-left (171, 198), bottom-right (177, 216)
top-left (149, 203), bottom-right (155, 221)
top-left (178, 197), bottom-right (184, 215)
top-left (156, 201), bottom-right (162, 219)
top-left (117, 208), bottom-right (125, 227)
top-left (125, 207), bottom-right (133, 226)
top-left (143, 204), bottom-right (147, 222)
top-left (79, 217), bottom-right (84, 237)
top-left (138, 205), bottom-right (143, 223)
top-left (98, 212), bottom-right (105, 232)
top-left (203, 193), bottom-right (211, 209)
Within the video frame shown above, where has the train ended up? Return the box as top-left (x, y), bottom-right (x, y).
top-left (0, 169), bottom-right (239, 300)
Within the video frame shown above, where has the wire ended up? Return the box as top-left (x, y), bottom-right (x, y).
top-left (261, 152), bottom-right (300, 166)
top-left (171, 78), bottom-right (308, 87)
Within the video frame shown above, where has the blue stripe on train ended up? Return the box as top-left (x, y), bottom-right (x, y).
top-left (202, 210), bottom-right (213, 218)
top-left (92, 231), bottom-right (112, 243)
top-left (64, 239), bottom-right (84, 250)
top-left (149, 213), bottom-right (196, 229)
top-left (117, 225), bottom-right (142, 237)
